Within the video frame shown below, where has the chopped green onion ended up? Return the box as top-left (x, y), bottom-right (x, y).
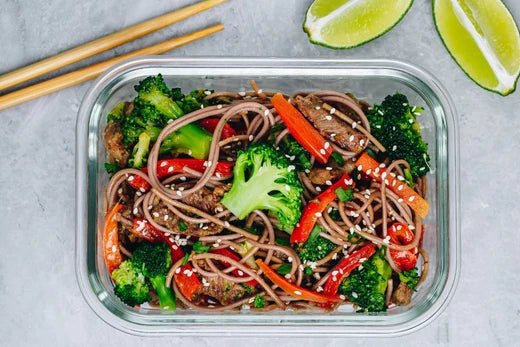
top-left (335, 187), bottom-right (354, 202)
top-left (276, 263), bottom-right (292, 275)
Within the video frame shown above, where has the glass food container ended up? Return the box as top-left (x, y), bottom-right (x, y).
top-left (76, 58), bottom-right (460, 336)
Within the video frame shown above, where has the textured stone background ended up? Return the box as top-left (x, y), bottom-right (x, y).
top-left (1, 0), bottom-right (519, 346)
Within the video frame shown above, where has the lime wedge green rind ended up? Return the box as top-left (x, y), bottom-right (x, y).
top-left (433, 0), bottom-right (520, 96)
top-left (304, 0), bottom-right (414, 50)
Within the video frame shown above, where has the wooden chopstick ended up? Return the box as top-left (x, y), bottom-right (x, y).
top-left (0, 24), bottom-right (224, 111)
top-left (0, 0), bottom-right (227, 91)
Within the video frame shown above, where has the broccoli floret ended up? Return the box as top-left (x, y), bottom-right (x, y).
top-left (221, 144), bottom-right (303, 230)
top-left (268, 125), bottom-right (311, 170)
top-left (133, 75), bottom-right (184, 123)
top-left (399, 268), bottom-right (420, 290)
top-left (111, 260), bottom-right (151, 307)
top-left (109, 75), bottom-right (213, 169)
top-left (296, 225), bottom-right (336, 262)
top-left (132, 242), bottom-right (176, 310)
top-left (107, 102), bottom-right (125, 123)
top-left (367, 93), bottom-right (430, 179)
top-left (339, 251), bottom-right (392, 312)
top-left (279, 135), bottom-right (311, 170)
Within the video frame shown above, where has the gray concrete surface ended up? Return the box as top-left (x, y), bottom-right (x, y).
top-left (1, 0), bottom-right (519, 346)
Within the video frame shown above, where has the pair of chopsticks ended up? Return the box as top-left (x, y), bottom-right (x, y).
top-left (0, 0), bottom-right (226, 111)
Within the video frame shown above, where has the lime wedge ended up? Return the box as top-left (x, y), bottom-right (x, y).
top-left (433, 0), bottom-right (520, 96)
top-left (304, 0), bottom-right (414, 49)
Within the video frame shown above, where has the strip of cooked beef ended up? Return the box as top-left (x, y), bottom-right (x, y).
top-left (308, 167), bottom-right (344, 185)
top-left (150, 201), bottom-right (223, 236)
top-left (307, 160), bottom-right (357, 186)
top-left (294, 95), bottom-right (367, 153)
top-left (192, 259), bottom-right (250, 306)
top-left (104, 121), bottom-right (129, 167)
top-left (181, 184), bottom-right (229, 214)
top-left (391, 282), bottom-right (413, 306)
top-left (150, 186), bottom-right (230, 236)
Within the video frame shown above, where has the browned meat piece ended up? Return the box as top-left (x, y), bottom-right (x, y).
top-left (308, 167), bottom-right (344, 185)
top-left (181, 186), bottom-right (228, 214)
top-left (150, 201), bottom-right (223, 236)
top-left (294, 95), bottom-right (367, 153)
top-left (392, 282), bottom-right (413, 306)
top-left (195, 276), bottom-right (248, 305)
top-left (104, 121), bottom-right (129, 167)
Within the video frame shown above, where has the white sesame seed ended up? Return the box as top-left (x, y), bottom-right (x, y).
top-left (398, 198), bottom-right (404, 203)
top-left (127, 175), bottom-right (134, 182)
top-left (349, 135), bottom-right (355, 142)
top-left (264, 109), bottom-right (269, 116)
top-left (284, 273), bottom-right (291, 279)
top-left (408, 196), bottom-right (416, 202)
top-left (224, 221), bottom-right (230, 227)
top-left (315, 212), bottom-right (322, 217)
top-left (351, 292), bottom-right (358, 298)
top-left (257, 89), bottom-right (263, 94)
top-left (217, 104), bottom-right (223, 109)
top-left (167, 166), bottom-right (174, 173)
top-left (315, 186), bottom-right (322, 192)
top-left (325, 115), bottom-right (332, 121)
top-left (360, 139), bottom-right (365, 147)
top-left (357, 165), bottom-right (363, 171)
top-left (352, 122), bottom-right (357, 129)
top-left (320, 149), bottom-right (326, 155)
top-left (294, 290), bottom-right (302, 296)
top-left (238, 91), bottom-right (246, 96)
top-left (288, 165), bottom-right (296, 171)
top-left (330, 107), bottom-right (336, 114)
top-left (204, 90), bottom-right (212, 96)
top-left (315, 106), bottom-right (321, 110)
top-left (176, 190), bottom-right (183, 197)
top-left (324, 142), bottom-right (330, 149)
top-left (366, 169), bottom-right (372, 175)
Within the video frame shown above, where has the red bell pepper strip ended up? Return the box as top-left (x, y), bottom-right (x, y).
top-left (388, 223), bottom-right (418, 271)
top-left (291, 173), bottom-right (354, 244)
top-left (132, 218), bottom-right (185, 263)
top-left (256, 259), bottom-right (340, 304)
top-left (174, 263), bottom-right (203, 301)
top-left (128, 159), bottom-right (233, 192)
top-left (271, 93), bottom-right (332, 164)
top-left (322, 243), bottom-right (376, 296)
top-left (103, 203), bottom-right (123, 275)
top-left (210, 248), bottom-right (257, 287)
top-left (199, 118), bottom-right (237, 140)
top-left (355, 152), bottom-right (429, 218)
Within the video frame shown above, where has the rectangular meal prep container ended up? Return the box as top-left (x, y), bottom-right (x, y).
top-left (76, 57), bottom-right (460, 336)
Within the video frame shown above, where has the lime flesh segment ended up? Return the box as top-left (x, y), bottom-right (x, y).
top-left (304, 0), bottom-right (413, 49)
top-left (434, 0), bottom-right (520, 95)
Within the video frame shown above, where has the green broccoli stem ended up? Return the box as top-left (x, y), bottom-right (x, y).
top-left (129, 132), bottom-right (151, 169)
top-left (160, 123), bottom-right (212, 159)
top-left (149, 275), bottom-right (176, 310)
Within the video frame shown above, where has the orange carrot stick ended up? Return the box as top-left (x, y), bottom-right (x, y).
top-left (355, 152), bottom-right (429, 218)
